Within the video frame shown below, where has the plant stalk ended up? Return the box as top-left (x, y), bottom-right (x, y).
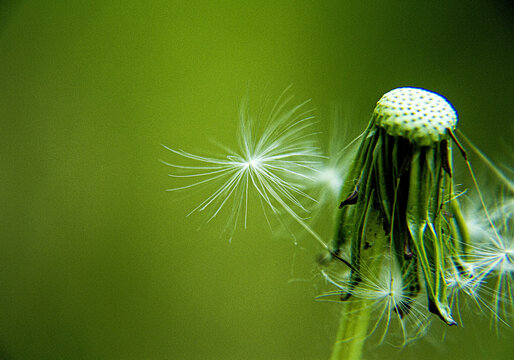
top-left (330, 300), bottom-right (372, 360)
top-left (329, 209), bottom-right (387, 360)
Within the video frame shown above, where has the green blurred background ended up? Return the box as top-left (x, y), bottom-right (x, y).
top-left (0, 1), bottom-right (513, 359)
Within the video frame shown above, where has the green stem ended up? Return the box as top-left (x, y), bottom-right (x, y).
top-left (328, 209), bottom-right (379, 360)
top-left (330, 212), bottom-right (385, 360)
top-left (330, 301), bottom-right (372, 360)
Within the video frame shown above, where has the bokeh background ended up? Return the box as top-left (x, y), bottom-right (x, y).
top-left (0, 1), bottom-right (513, 359)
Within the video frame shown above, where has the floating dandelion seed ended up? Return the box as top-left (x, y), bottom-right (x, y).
top-left (304, 109), bottom-right (364, 229)
top-left (162, 87), bottom-right (327, 242)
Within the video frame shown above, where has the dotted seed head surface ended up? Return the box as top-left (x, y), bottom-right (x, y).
top-left (373, 87), bottom-right (458, 146)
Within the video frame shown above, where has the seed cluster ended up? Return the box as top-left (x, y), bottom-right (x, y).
top-left (374, 87), bottom-right (457, 146)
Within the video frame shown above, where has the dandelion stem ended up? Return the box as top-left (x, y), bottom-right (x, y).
top-left (329, 209), bottom-right (386, 360)
top-left (330, 301), bottom-right (372, 360)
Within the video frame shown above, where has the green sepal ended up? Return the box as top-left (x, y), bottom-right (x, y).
top-left (406, 149), bottom-right (456, 325)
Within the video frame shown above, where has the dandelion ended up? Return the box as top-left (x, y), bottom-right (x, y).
top-left (166, 86), bottom-right (512, 360)
top-left (323, 87), bottom-right (485, 360)
top-left (333, 88), bottom-right (463, 321)
top-left (162, 87), bottom-right (327, 243)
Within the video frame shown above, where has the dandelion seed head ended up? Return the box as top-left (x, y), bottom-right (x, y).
top-left (374, 87), bottom-right (457, 146)
top-left (333, 87), bottom-right (462, 326)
